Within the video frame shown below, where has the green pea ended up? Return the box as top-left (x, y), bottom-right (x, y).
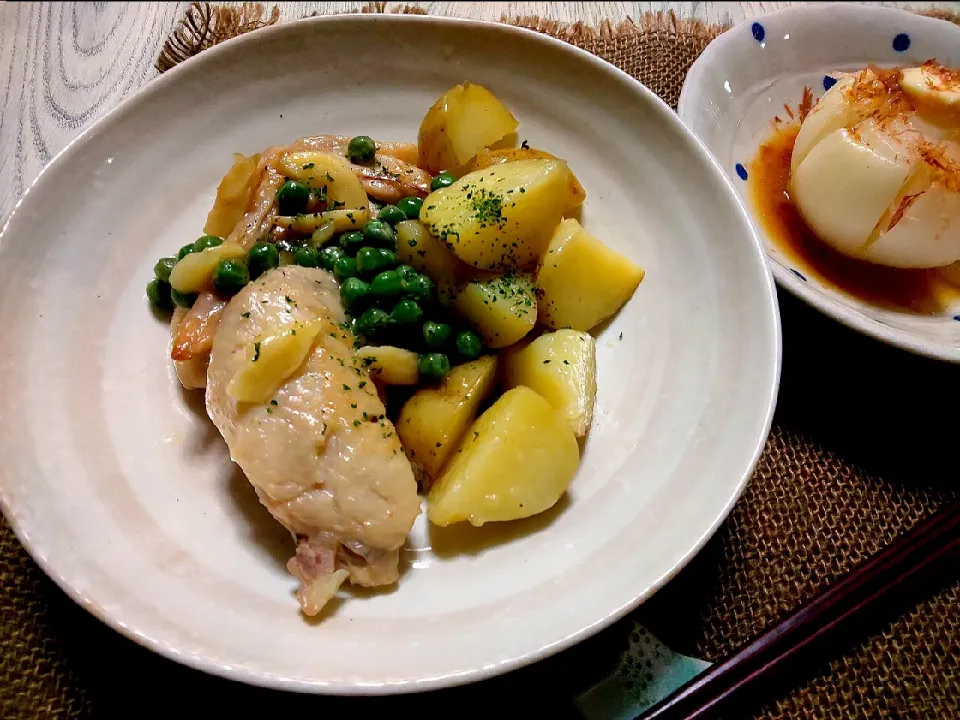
top-left (430, 171), bottom-right (456, 191)
top-left (334, 255), bottom-right (358, 281)
top-left (276, 180), bottom-right (310, 215)
top-left (422, 321), bottom-right (452, 349)
top-left (418, 352), bottom-right (451, 381)
top-left (369, 270), bottom-right (403, 298)
top-left (340, 277), bottom-right (370, 310)
top-left (362, 219), bottom-right (397, 250)
top-left (318, 246), bottom-right (345, 272)
top-left (455, 330), bottom-right (483, 359)
top-left (339, 231), bottom-right (365, 256)
top-left (212, 259), bottom-right (250, 297)
top-left (377, 205), bottom-right (407, 226)
top-left (177, 243), bottom-right (197, 261)
top-left (347, 135), bottom-right (376, 163)
top-left (154, 257), bottom-right (177, 283)
top-left (146, 279), bottom-right (173, 311)
top-left (247, 241), bottom-right (280, 280)
top-left (294, 246), bottom-right (320, 268)
top-left (356, 307), bottom-right (392, 336)
top-left (194, 235), bottom-right (223, 252)
top-left (396, 264), bottom-right (418, 282)
top-left (356, 247), bottom-right (398, 275)
top-left (402, 272), bottom-right (435, 304)
top-left (170, 288), bottom-right (198, 309)
top-left (391, 298), bottom-right (423, 325)
top-left (397, 196), bottom-right (423, 220)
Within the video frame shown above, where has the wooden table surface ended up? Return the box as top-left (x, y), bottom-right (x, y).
top-left (0, 1), bottom-right (952, 224)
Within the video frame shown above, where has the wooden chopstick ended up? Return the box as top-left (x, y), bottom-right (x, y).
top-left (636, 501), bottom-right (960, 720)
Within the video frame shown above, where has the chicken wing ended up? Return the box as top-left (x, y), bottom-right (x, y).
top-left (205, 266), bottom-right (421, 615)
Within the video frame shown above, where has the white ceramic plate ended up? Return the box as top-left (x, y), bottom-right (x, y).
top-left (0, 15), bottom-right (779, 693)
top-left (679, 3), bottom-right (960, 363)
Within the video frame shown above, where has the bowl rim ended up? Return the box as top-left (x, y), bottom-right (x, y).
top-left (0, 12), bottom-right (782, 694)
top-left (678, 1), bottom-right (960, 364)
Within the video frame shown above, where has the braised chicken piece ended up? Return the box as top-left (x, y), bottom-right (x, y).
top-left (205, 266), bottom-right (420, 615)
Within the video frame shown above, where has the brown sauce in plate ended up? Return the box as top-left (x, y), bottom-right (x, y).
top-left (746, 124), bottom-right (958, 315)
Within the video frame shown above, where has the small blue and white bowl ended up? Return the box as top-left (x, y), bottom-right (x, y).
top-left (679, 3), bottom-right (960, 362)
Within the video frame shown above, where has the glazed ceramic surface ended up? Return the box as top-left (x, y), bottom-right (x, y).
top-left (680, 3), bottom-right (960, 362)
top-left (0, 15), bottom-right (779, 693)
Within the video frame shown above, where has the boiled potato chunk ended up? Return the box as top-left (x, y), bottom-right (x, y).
top-left (537, 218), bottom-right (644, 332)
top-left (204, 152), bottom-right (261, 238)
top-left (397, 355), bottom-right (498, 481)
top-left (421, 159), bottom-right (570, 271)
top-left (395, 219), bottom-right (466, 302)
top-left (356, 345), bottom-right (420, 385)
top-left (453, 273), bottom-right (536, 348)
top-left (467, 147), bottom-right (586, 211)
top-left (428, 386), bottom-right (579, 527)
top-left (503, 330), bottom-right (597, 437)
top-left (418, 83), bottom-right (519, 174)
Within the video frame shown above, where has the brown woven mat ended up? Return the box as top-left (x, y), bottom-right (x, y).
top-left (4, 4), bottom-right (960, 718)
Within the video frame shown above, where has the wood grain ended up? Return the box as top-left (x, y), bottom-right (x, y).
top-left (0, 1), bottom-right (953, 223)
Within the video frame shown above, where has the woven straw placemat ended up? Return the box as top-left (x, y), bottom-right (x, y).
top-left (3, 4), bottom-right (959, 718)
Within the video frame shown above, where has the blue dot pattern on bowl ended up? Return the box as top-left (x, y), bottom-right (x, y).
top-left (735, 163), bottom-right (748, 180)
top-left (893, 33), bottom-right (911, 52)
top-left (791, 269), bottom-right (808, 282)
top-left (823, 75), bottom-right (838, 91)
top-left (751, 22), bottom-right (765, 43)
top-left (953, 314), bottom-right (960, 322)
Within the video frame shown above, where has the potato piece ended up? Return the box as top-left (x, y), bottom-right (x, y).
top-left (356, 345), bottom-right (419, 385)
top-left (274, 207), bottom-right (370, 234)
top-left (418, 83), bottom-right (519, 174)
top-left (278, 151), bottom-right (369, 209)
top-left (427, 386), bottom-right (579, 527)
top-left (453, 273), bottom-right (536, 348)
top-left (421, 159), bottom-right (570, 271)
top-left (227, 320), bottom-right (325, 404)
top-left (395, 219), bottom-right (466, 302)
top-left (204, 153), bottom-right (262, 238)
top-left (467, 147), bottom-right (586, 211)
top-left (536, 218), bottom-right (644, 332)
top-left (396, 355), bottom-right (498, 481)
top-left (169, 242), bottom-right (247, 294)
top-left (503, 330), bottom-right (597, 437)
